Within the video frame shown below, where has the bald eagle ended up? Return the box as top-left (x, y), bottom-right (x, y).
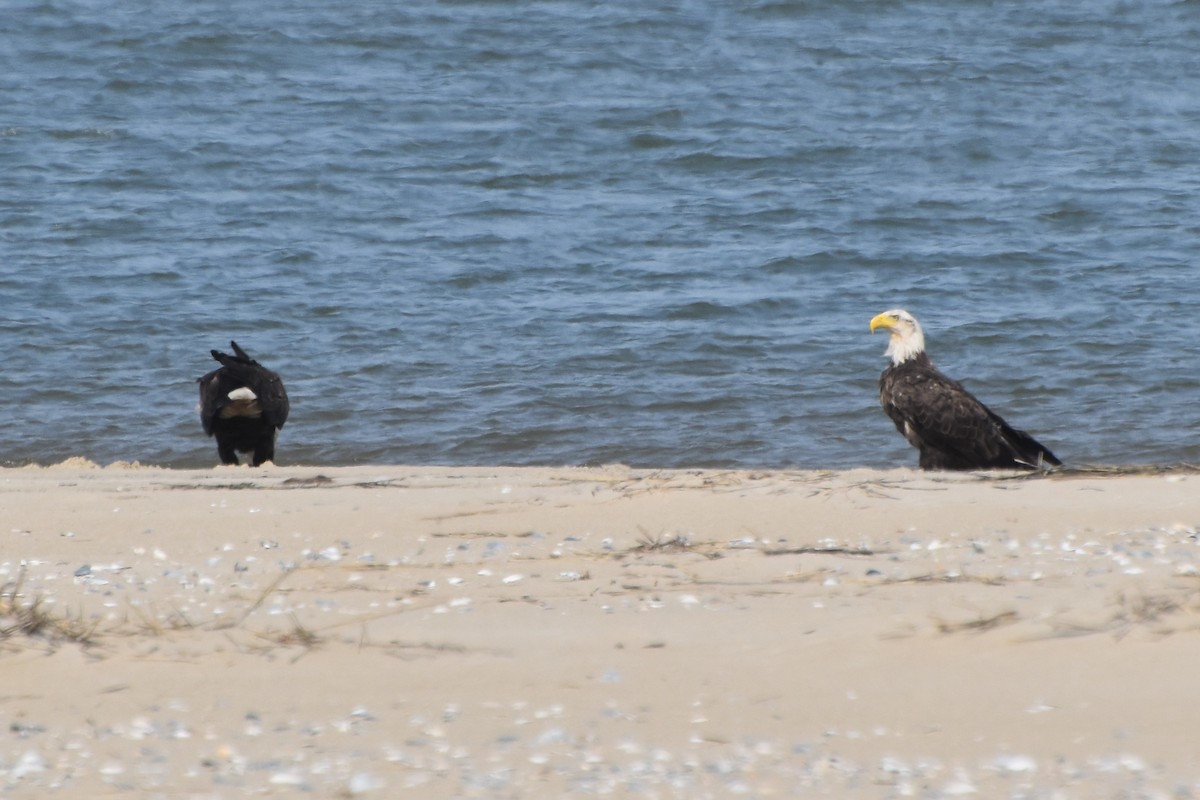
top-left (197, 341), bottom-right (290, 466)
top-left (869, 309), bottom-right (1060, 471)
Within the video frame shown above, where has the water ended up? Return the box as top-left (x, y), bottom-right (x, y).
top-left (3, 0), bottom-right (1200, 469)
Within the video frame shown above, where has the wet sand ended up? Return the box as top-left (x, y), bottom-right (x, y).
top-left (2, 462), bottom-right (1200, 797)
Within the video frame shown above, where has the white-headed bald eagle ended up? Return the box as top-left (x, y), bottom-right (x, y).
top-left (869, 309), bottom-right (1060, 471)
top-left (197, 341), bottom-right (290, 466)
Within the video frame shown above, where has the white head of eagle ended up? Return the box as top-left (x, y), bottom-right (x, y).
top-left (869, 308), bottom-right (926, 366)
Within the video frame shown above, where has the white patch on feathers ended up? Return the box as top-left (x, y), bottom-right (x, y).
top-left (219, 387), bottom-right (262, 419)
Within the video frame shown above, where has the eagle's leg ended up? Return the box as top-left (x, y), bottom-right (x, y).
top-left (251, 435), bottom-right (276, 467)
top-left (217, 442), bottom-right (241, 465)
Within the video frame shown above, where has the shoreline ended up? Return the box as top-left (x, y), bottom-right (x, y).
top-left (3, 463), bottom-right (1199, 796)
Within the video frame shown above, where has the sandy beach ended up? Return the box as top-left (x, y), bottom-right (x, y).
top-left (2, 462), bottom-right (1200, 797)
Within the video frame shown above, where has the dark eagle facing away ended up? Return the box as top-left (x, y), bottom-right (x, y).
top-left (869, 309), bottom-right (1060, 471)
top-left (197, 342), bottom-right (290, 466)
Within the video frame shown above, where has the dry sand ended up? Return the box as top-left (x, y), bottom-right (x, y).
top-left (2, 461), bottom-right (1200, 797)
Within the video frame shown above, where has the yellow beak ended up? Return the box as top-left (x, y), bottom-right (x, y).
top-left (869, 312), bottom-right (896, 332)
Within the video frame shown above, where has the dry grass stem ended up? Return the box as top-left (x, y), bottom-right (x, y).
top-left (936, 610), bottom-right (1020, 634)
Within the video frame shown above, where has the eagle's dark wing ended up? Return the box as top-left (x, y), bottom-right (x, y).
top-left (253, 369), bottom-right (290, 429)
top-left (196, 367), bottom-right (228, 435)
top-left (882, 359), bottom-right (1059, 470)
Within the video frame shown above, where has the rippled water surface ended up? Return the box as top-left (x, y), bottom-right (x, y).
top-left (4, 0), bottom-right (1200, 468)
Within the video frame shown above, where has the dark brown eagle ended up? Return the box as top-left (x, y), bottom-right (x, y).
top-left (197, 341), bottom-right (290, 466)
top-left (869, 309), bottom-right (1060, 471)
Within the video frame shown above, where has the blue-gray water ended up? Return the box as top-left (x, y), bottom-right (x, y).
top-left (4, 0), bottom-right (1200, 469)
